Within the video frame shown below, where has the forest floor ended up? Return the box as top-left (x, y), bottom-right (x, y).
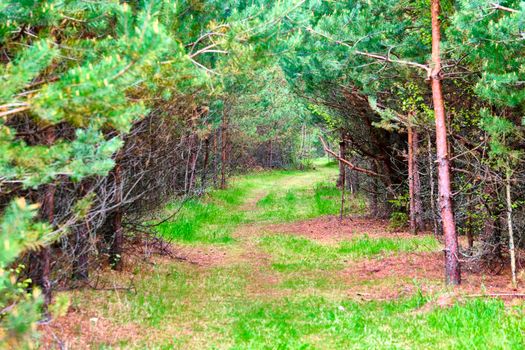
top-left (41, 160), bottom-right (525, 349)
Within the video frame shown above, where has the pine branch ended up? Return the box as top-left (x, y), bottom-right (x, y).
top-left (306, 27), bottom-right (431, 74)
top-left (319, 136), bottom-right (386, 178)
top-left (490, 3), bottom-right (519, 13)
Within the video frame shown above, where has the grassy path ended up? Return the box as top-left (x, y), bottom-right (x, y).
top-left (44, 160), bottom-right (525, 349)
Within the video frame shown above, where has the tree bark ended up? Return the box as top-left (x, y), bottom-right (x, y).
top-left (431, 0), bottom-right (460, 285)
top-left (505, 170), bottom-right (517, 288)
top-left (220, 112), bottom-right (228, 189)
top-left (339, 138), bottom-right (346, 221)
top-left (408, 126), bottom-right (424, 234)
top-left (427, 132), bottom-right (439, 237)
top-left (202, 137), bottom-right (210, 189)
top-left (337, 131), bottom-right (346, 188)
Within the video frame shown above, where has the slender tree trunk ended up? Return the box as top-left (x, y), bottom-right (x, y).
top-left (220, 112), bottom-right (228, 189)
top-left (431, 0), bottom-right (460, 285)
top-left (339, 139), bottom-right (346, 221)
top-left (212, 132), bottom-right (218, 187)
top-left (186, 112), bottom-right (200, 194)
top-left (369, 161), bottom-right (379, 217)
top-left (408, 126), bottom-right (416, 233)
top-left (427, 132), bottom-right (439, 237)
top-left (268, 139), bottom-right (273, 168)
top-left (408, 126), bottom-right (424, 234)
top-left (110, 161), bottom-right (123, 271)
top-left (466, 210), bottom-right (474, 250)
top-left (187, 139), bottom-right (200, 193)
top-left (337, 131), bottom-right (346, 189)
top-left (413, 131), bottom-right (424, 231)
top-left (299, 123), bottom-right (306, 168)
top-left (505, 170), bottom-right (517, 288)
top-left (202, 137), bottom-right (210, 189)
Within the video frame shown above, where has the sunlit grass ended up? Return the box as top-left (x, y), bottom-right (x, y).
top-left (155, 158), bottom-right (363, 242)
top-left (259, 234), bottom-right (440, 273)
top-left (89, 261), bottom-right (525, 349)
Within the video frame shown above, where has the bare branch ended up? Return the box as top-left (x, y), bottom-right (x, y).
top-left (319, 136), bottom-right (386, 178)
top-left (306, 27), bottom-right (431, 74)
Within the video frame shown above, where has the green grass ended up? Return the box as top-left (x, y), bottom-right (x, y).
top-left (231, 296), bottom-right (525, 349)
top-left (260, 234), bottom-right (441, 272)
top-left (59, 159), bottom-right (525, 349)
top-left (155, 199), bottom-right (242, 243)
top-left (155, 158), bottom-right (363, 243)
top-left (92, 262), bottom-right (525, 349)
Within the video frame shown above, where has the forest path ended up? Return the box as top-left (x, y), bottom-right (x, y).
top-left (43, 160), bottom-right (525, 350)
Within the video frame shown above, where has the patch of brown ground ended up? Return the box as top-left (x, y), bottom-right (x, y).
top-left (340, 251), bottom-right (525, 301)
top-left (39, 309), bottom-right (151, 349)
top-left (267, 216), bottom-right (416, 243)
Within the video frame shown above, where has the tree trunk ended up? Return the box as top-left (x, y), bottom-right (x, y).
top-left (431, 0), bottom-right (460, 285)
top-left (268, 139), bottom-right (273, 168)
top-left (109, 162), bottom-right (123, 271)
top-left (427, 132), bottom-right (439, 237)
top-left (505, 170), bottom-right (517, 288)
top-left (337, 131), bottom-right (346, 188)
top-left (408, 126), bottom-right (423, 234)
top-left (202, 137), bottom-right (210, 189)
top-left (339, 138), bottom-right (346, 221)
top-left (212, 132), bottom-right (218, 187)
top-left (220, 113), bottom-right (228, 189)
top-left (369, 161), bottom-right (379, 217)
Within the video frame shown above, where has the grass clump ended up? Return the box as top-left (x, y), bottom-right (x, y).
top-left (155, 199), bottom-right (242, 243)
top-left (260, 234), bottom-right (441, 273)
top-left (231, 296), bottom-right (525, 349)
top-left (260, 235), bottom-right (342, 271)
top-left (338, 234), bottom-right (440, 258)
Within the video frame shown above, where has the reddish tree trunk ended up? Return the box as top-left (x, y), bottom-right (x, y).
top-left (431, 0), bottom-right (460, 285)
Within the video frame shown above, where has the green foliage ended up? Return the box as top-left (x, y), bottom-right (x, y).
top-left (0, 199), bottom-right (48, 348)
top-left (0, 0), bottom-right (247, 344)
